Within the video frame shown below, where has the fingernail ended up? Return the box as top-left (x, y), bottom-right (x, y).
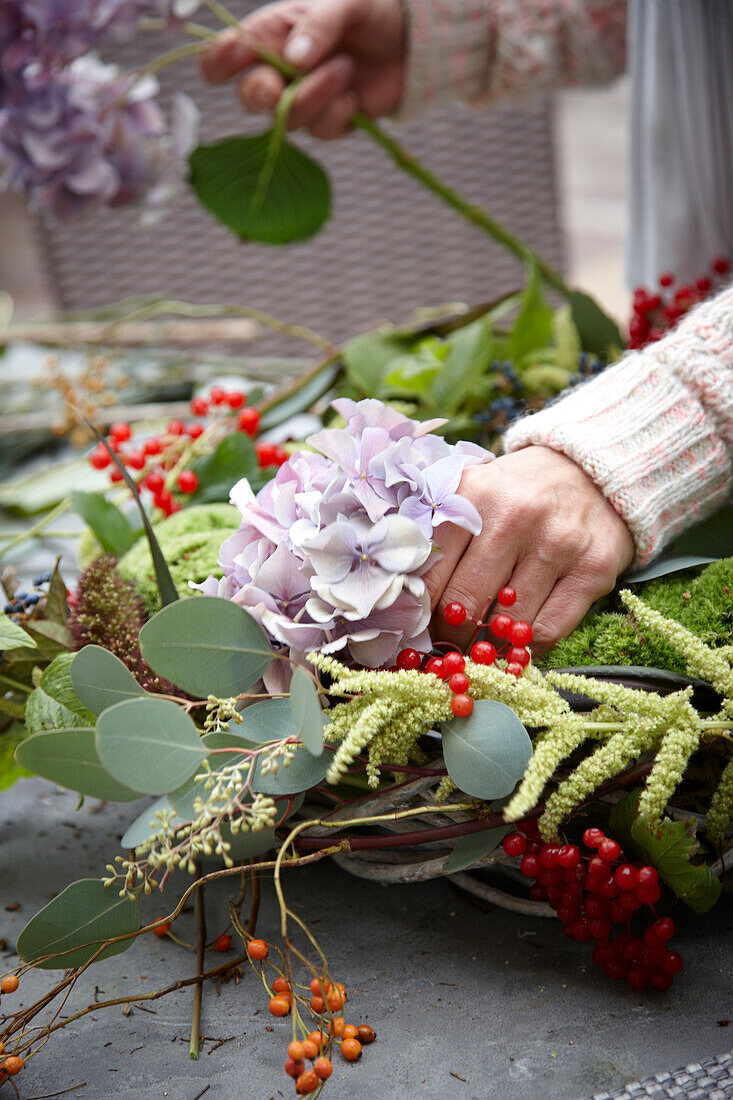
top-left (284, 34), bottom-right (315, 66)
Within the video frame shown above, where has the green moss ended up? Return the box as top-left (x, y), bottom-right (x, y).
top-left (543, 558), bottom-right (733, 671)
top-left (117, 503), bottom-right (239, 614)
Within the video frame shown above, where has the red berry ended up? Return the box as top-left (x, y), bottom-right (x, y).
top-left (583, 828), bottom-right (605, 848)
top-left (636, 865), bottom-right (659, 888)
top-left (614, 864), bottom-right (638, 891)
top-left (502, 833), bottom-right (526, 857)
top-left (584, 895), bottom-right (607, 919)
top-left (256, 442), bottom-right (278, 467)
top-left (663, 950), bottom-right (683, 975)
top-left (652, 917), bottom-right (675, 941)
top-left (712, 254), bottom-right (730, 275)
top-left (144, 438), bottom-right (163, 457)
top-left (496, 586), bottom-right (517, 606)
top-left (153, 489), bottom-right (172, 511)
top-left (273, 445), bottom-right (289, 467)
top-left (597, 838), bottom-right (621, 862)
top-left (636, 881), bottom-right (661, 906)
top-left (145, 471), bottom-right (164, 493)
top-left (247, 939), bottom-right (268, 960)
top-left (226, 391), bottom-right (245, 409)
top-left (593, 944), bottom-right (614, 968)
top-left (470, 641), bottom-right (496, 665)
top-left (153, 921), bottom-right (170, 937)
top-left (125, 451), bottom-right (145, 470)
top-left (109, 468), bottom-right (124, 484)
top-left (190, 396), bottom-right (208, 416)
top-left (451, 693), bottom-right (473, 718)
top-left (659, 271), bottom-right (675, 287)
top-left (396, 647), bottom-right (421, 670)
top-left (187, 422), bottom-right (204, 440)
top-left (608, 900), bottom-right (628, 924)
top-left (588, 917), bottom-right (612, 941)
top-left (448, 672), bottom-right (470, 694)
top-left (508, 621), bottom-right (533, 647)
top-left (313, 1056), bottom-right (333, 1080)
top-left (491, 614), bottom-right (513, 639)
top-left (167, 419), bottom-right (185, 436)
top-left (651, 972), bottom-right (673, 991)
top-left (213, 932), bottom-right (232, 952)
top-left (442, 651), bottom-right (465, 676)
top-left (571, 918), bottom-right (592, 942)
top-left (286, 1059), bottom-right (306, 1078)
top-left (622, 937), bottom-right (644, 963)
top-left (238, 407), bottom-right (260, 436)
top-left (588, 856), bottom-right (606, 877)
top-left (595, 877), bottom-right (620, 899)
top-left (530, 883), bottom-right (547, 901)
top-left (557, 904), bottom-right (579, 923)
top-left (209, 386), bottom-right (227, 405)
top-left (605, 960), bottom-right (628, 980)
top-left (506, 645), bottom-right (530, 668)
top-left (109, 421), bottom-right (131, 442)
top-left (618, 890), bottom-right (642, 913)
top-left (696, 276), bottom-right (712, 295)
top-left (443, 601), bottom-right (467, 626)
top-left (425, 657), bottom-right (445, 678)
top-left (627, 964), bottom-right (650, 991)
top-left (89, 445), bottom-right (111, 469)
top-left (538, 845), bottom-right (559, 869)
top-left (520, 854), bottom-right (540, 878)
top-left (643, 942), bottom-right (666, 968)
top-left (505, 662), bottom-right (524, 677)
top-left (557, 845), bottom-right (581, 869)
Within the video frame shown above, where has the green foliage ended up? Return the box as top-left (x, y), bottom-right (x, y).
top-left (289, 666), bottom-right (324, 757)
top-left (140, 596), bottom-right (273, 698)
top-left (442, 825), bottom-right (509, 874)
top-left (96, 697), bottom-right (206, 794)
top-left (0, 722), bottom-right (30, 789)
top-left (190, 434), bottom-right (258, 504)
top-left (190, 133), bottom-right (331, 244)
top-left (610, 791), bottom-right (722, 912)
top-left (39, 653), bottom-right (96, 722)
top-left (568, 289), bottom-right (624, 356)
top-left (25, 681), bottom-right (93, 737)
top-left (238, 697), bottom-right (298, 742)
top-left (71, 645), bottom-right (147, 716)
top-left (0, 617), bottom-right (36, 652)
top-left (17, 879), bottom-right (139, 969)
top-left (343, 330), bottom-right (413, 398)
top-left (253, 742), bottom-right (331, 796)
top-left (118, 503), bottom-right (239, 614)
top-left (508, 263), bottom-right (553, 364)
top-left (442, 700), bottom-right (533, 800)
top-left (15, 728), bottom-right (140, 801)
top-left (69, 490), bottom-right (139, 557)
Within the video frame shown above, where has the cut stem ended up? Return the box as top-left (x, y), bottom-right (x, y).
top-left (189, 863), bottom-right (206, 1059)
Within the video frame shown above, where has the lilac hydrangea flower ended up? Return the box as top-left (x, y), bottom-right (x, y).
top-left (197, 400), bottom-right (493, 672)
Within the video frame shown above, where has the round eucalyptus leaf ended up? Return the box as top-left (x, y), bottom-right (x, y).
top-left (289, 666), bottom-right (324, 757)
top-left (253, 742), bottom-right (331, 796)
top-left (15, 729), bottom-right (140, 802)
top-left (17, 879), bottom-right (139, 969)
top-left (442, 825), bottom-right (509, 874)
top-left (238, 697), bottom-right (296, 743)
top-left (96, 697), bottom-right (206, 795)
top-left (442, 700), bottom-right (532, 800)
top-left (71, 645), bottom-right (147, 716)
top-left (121, 796), bottom-right (173, 850)
top-left (189, 133), bottom-right (331, 244)
top-left (139, 596), bottom-right (274, 698)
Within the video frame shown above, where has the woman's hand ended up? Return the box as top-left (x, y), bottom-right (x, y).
top-left (426, 446), bottom-right (635, 656)
top-left (199, 0), bottom-right (406, 139)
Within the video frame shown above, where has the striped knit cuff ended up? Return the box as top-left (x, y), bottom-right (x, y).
top-left (504, 288), bottom-right (733, 566)
top-left (398, 0), bottom-right (492, 118)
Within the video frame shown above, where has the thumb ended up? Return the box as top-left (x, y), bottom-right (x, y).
top-left (283, 0), bottom-right (361, 69)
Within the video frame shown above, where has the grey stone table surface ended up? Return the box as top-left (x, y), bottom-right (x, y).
top-left (1, 779), bottom-right (731, 1100)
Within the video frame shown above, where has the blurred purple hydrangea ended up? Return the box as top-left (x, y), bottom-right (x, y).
top-left (197, 399), bottom-right (493, 678)
top-left (0, 0), bottom-right (199, 216)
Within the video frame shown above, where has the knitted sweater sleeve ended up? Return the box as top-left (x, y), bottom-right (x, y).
top-left (503, 285), bottom-right (733, 566)
top-left (400, 0), bottom-right (627, 117)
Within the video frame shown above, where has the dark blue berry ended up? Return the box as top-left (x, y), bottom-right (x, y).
top-left (15, 592), bottom-right (27, 602)
top-left (25, 593), bottom-right (40, 606)
top-left (33, 571), bottom-right (51, 586)
top-left (3, 603), bottom-right (14, 615)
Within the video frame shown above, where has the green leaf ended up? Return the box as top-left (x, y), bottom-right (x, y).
top-left (189, 133), bottom-right (331, 245)
top-left (17, 879), bottom-right (139, 969)
top-left (40, 653), bottom-right (96, 722)
top-left (139, 596), bottom-right (273, 698)
top-left (442, 701), bottom-right (533, 800)
top-left (609, 791), bottom-right (722, 913)
top-left (0, 722), bottom-right (31, 789)
top-left (44, 561), bottom-right (70, 627)
top-left (85, 424), bottom-right (179, 608)
top-left (24, 684), bottom-right (92, 737)
top-left (121, 796), bottom-right (171, 850)
top-left (675, 505), bottom-right (733, 558)
top-left (442, 825), bottom-right (509, 874)
top-left (96, 697), bottom-right (206, 795)
top-left (15, 729), bottom-right (140, 801)
top-left (253, 742), bottom-right (331, 796)
top-left (23, 620), bottom-right (73, 655)
top-left (625, 555), bottom-right (717, 584)
top-left (71, 645), bottom-right (147, 716)
top-left (289, 667), bottom-right (324, 757)
top-left (0, 456), bottom-right (108, 514)
top-left (238, 697), bottom-right (296, 742)
top-left (0, 617), bottom-right (36, 653)
top-left (342, 330), bottom-right (412, 398)
top-left (430, 316), bottom-right (494, 412)
top-left (258, 361), bottom-right (341, 432)
top-left (552, 303), bottom-right (582, 373)
top-left (509, 264), bottom-right (553, 364)
top-left (190, 433), bottom-right (257, 504)
top-left (70, 490), bottom-right (139, 557)
top-left (568, 289), bottom-right (624, 356)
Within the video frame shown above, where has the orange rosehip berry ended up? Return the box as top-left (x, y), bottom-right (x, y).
top-left (269, 996), bottom-right (291, 1017)
top-left (285, 1058), bottom-right (305, 1078)
top-left (273, 978), bottom-right (291, 995)
top-left (248, 939), bottom-right (269, 960)
top-left (296, 1069), bottom-right (319, 1094)
top-left (288, 1040), bottom-right (305, 1061)
top-left (309, 977), bottom-right (326, 996)
top-left (152, 922), bottom-right (170, 938)
top-left (306, 1032), bottom-right (326, 1052)
top-left (341, 1037), bottom-right (362, 1061)
top-left (2, 1056), bottom-right (24, 1076)
top-left (301, 1039), bottom-right (319, 1060)
top-left (0, 976), bottom-right (19, 994)
top-left (313, 1056), bottom-right (333, 1080)
top-left (328, 1016), bottom-right (345, 1037)
top-left (326, 989), bottom-right (344, 1012)
top-left (212, 933), bottom-right (232, 952)
top-left (0, 1041), bottom-right (4, 1056)
top-left (335, 981), bottom-right (347, 999)
top-left (357, 1025), bottom-right (376, 1044)
top-left (343, 1024), bottom-right (358, 1040)
top-left (310, 995), bottom-right (325, 1014)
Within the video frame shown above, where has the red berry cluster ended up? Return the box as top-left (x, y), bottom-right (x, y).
top-left (392, 588), bottom-right (533, 719)
top-left (503, 824), bottom-right (683, 992)
top-left (629, 255), bottom-right (730, 349)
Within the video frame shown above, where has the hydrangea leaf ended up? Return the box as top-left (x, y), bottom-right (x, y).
top-left (96, 697), bottom-right (206, 795)
top-left (15, 729), bottom-right (140, 802)
top-left (17, 879), bottom-right (139, 969)
top-left (139, 596), bottom-right (274, 697)
top-left (189, 133), bottom-right (331, 244)
top-left (609, 790), bottom-right (722, 913)
top-left (442, 700), bottom-right (532, 800)
top-left (289, 666), bottom-right (324, 757)
top-left (71, 645), bottom-right (147, 716)
top-left (442, 825), bottom-right (509, 874)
